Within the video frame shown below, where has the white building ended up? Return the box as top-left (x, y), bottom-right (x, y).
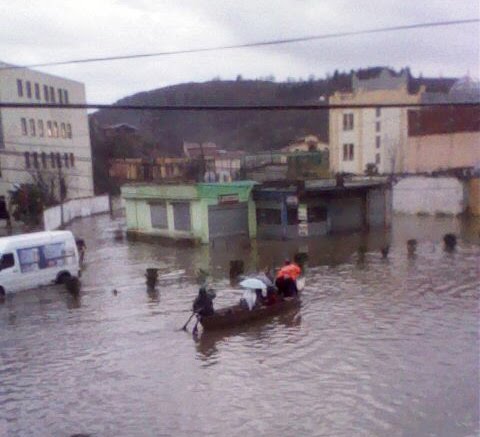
top-left (329, 68), bottom-right (447, 175)
top-left (0, 61), bottom-right (94, 218)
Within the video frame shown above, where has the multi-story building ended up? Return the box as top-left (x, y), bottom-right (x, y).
top-left (0, 61), bottom-right (94, 217)
top-left (328, 67), bottom-right (454, 175)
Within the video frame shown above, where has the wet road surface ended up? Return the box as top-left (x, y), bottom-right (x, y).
top-left (0, 214), bottom-right (479, 436)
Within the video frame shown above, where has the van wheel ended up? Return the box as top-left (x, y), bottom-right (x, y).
top-left (56, 272), bottom-right (71, 284)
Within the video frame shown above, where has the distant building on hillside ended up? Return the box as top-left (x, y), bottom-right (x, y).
top-left (103, 123), bottom-right (138, 138)
top-left (281, 135), bottom-right (328, 153)
top-left (328, 67), bottom-right (456, 175)
top-left (0, 60), bottom-right (94, 221)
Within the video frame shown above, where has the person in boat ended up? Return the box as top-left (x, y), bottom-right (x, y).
top-left (275, 259), bottom-right (301, 297)
top-left (193, 287), bottom-right (216, 316)
top-left (265, 285), bottom-right (278, 306)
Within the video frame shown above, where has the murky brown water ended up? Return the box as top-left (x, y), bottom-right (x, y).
top-left (0, 214), bottom-right (479, 436)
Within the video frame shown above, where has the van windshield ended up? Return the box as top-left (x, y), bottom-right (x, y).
top-left (0, 253), bottom-right (15, 270)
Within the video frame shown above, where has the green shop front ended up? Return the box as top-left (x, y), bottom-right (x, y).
top-left (122, 182), bottom-right (257, 244)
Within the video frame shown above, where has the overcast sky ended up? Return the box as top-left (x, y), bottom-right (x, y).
top-left (1, 0), bottom-right (479, 103)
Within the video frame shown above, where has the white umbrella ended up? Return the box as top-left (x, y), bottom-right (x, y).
top-left (239, 278), bottom-right (267, 290)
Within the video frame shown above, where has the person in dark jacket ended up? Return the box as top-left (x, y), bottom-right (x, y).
top-left (193, 287), bottom-right (215, 316)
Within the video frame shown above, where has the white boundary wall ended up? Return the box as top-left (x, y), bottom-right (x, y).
top-left (393, 176), bottom-right (466, 215)
top-left (43, 195), bottom-right (110, 230)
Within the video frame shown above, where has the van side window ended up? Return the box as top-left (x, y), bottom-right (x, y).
top-left (0, 253), bottom-right (15, 270)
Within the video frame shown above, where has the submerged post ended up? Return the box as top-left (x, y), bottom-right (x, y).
top-left (65, 276), bottom-right (81, 294)
top-left (229, 260), bottom-right (244, 279)
top-left (146, 268), bottom-right (159, 287)
top-left (443, 233), bottom-right (457, 251)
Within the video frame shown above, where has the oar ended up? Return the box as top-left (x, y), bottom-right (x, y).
top-left (181, 312), bottom-right (196, 331)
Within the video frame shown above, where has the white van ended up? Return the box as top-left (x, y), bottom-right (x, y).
top-left (0, 231), bottom-right (80, 295)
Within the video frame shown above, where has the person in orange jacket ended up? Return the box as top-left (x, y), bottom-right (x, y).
top-left (275, 259), bottom-right (301, 297)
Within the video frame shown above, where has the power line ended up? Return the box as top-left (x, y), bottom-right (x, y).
top-left (0, 102), bottom-right (478, 111)
top-left (1, 19), bottom-right (478, 71)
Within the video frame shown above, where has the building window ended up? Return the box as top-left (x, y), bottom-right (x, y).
top-left (70, 153), bottom-right (75, 167)
top-left (343, 113), bottom-right (354, 130)
top-left (41, 152), bottom-right (47, 168)
top-left (33, 152), bottom-right (39, 169)
top-left (53, 122), bottom-right (59, 138)
top-left (307, 206), bottom-right (328, 223)
top-left (24, 152), bottom-right (30, 168)
top-left (256, 208), bottom-right (281, 225)
top-left (376, 107), bottom-right (381, 117)
top-left (64, 153), bottom-right (69, 168)
top-left (49, 86), bottom-right (55, 103)
top-left (64, 89), bottom-right (69, 104)
top-left (66, 123), bottom-right (72, 139)
top-left (56, 153), bottom-right (62, 168)
top-left (376, 121), bottom-right (381, 132)
top-left (17, 79), bottom-right (23, 97)
top-left (21, 118), bottom-right (28, 135)
top-left (47, 121), bottom-right (53, 137)
top-left (376, 136), bottom-right (381, 149)
top-left (60, 123), bottom-right (66, 138)
top-left (287, 208), bottom-right (298, 225)
top-left (38, 120), bottom-right (44, 137)
top-left (34, 83), bottom-right (40, 100)
top-left (29, 118), bottom-right (36, 136)
top-left (50, 152), bottom-right (56, 168)
top-left (58, 89), bottom-right (63, 104)
top-left (26, 81), bottom-right (32, 98)
top-left (375, 153), bottom-right (381, 165)
top-left (343, 143), bottom-right (354, 161)
top-left (43, 84), bottom-right (49, 102)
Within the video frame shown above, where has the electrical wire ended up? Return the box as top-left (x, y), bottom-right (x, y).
top-left (0, 19), bottom-right (478, 70)
top-left (0, 102), bottom-right (478, 111)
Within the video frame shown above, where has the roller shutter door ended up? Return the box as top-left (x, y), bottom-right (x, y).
top-left (150, 203), bottom-right (168, 229)
top-left (173, 202), bottom-right (191, 231)
top-left (208, 202), bottom-right (248, 239)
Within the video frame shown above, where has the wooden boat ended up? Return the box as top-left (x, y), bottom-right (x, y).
top-left (199, 277), bottom-right (304, 331)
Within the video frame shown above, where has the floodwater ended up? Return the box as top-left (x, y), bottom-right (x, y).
top-left (0, 214), bottom-right (479, 436)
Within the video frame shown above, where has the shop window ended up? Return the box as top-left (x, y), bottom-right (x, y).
top-left (307, 206), bottom-right (328, 223)
top-left (256, 208), bottom-right (281, 225)
top-left (287, 208), bottom-right (298, 225)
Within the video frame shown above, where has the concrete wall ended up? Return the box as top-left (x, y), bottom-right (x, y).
top-left (393, 176), bottom-right (466, 215)
top-left (43, 195), bottom-right (109, 230)
top-left (405, 132), bottom-right (480, 173)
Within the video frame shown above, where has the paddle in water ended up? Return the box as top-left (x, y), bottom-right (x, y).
top-left (181, 312), bottom-right (196, 331)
